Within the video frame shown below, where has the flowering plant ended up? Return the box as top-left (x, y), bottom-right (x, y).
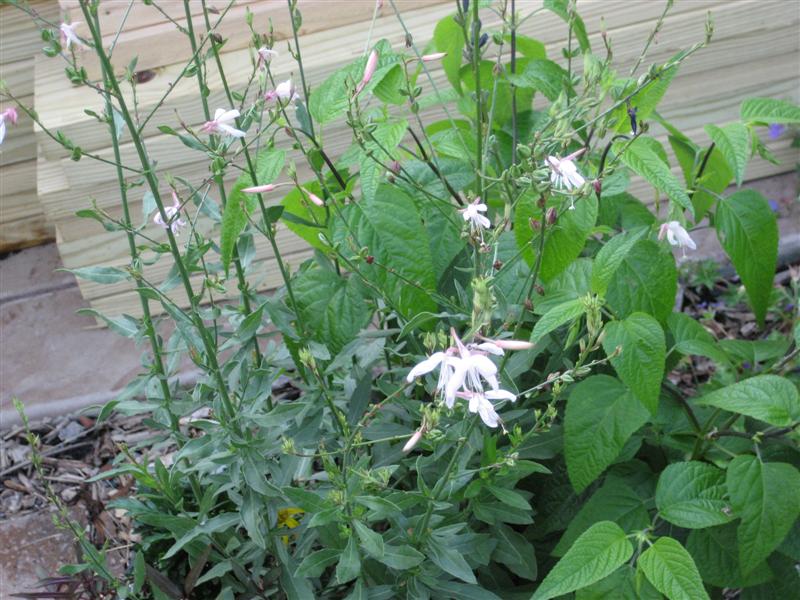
top-left (3, 0), bottom-right (799, 598)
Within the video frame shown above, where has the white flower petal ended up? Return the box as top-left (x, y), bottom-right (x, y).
top-left (485, 389), bottom-right (516, 402)
top-left (474, 342), bottom-right (505, 356)
top-left (406, 352), bottom-right (446, 382)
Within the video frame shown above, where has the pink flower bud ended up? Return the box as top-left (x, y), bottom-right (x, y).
top-left (3, 107), bottom-right (18, 125)
top-left (592, 179), bottom-right (602, 197)
top-left (403, 429), bottom-right (423, 453)
top-left (355, 49), bottom-right (379, 96)
top-left (478, 336), bottom-right (534, 351)
top-left (546, 207), bottom-right (557, 225)
top-left (242, 183), bottom-right (277, 194)
top-left (303, 188), bottom-right (325, 207)
top-left (420, 52), bottom-right (447, 62)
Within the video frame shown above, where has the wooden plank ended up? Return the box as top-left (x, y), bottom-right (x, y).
top-left (0, 0), bottom-right (62, 64)
top-left (34, 0), bottom-right (726, 158)
top-left (71, 1), bottom-right (446, 80)
top-left (0, 94), bottom-right (37, 167)
top-left (0, 58), bottom-right (35, 97)
top-left (0, 215), bottom-right (55, 253)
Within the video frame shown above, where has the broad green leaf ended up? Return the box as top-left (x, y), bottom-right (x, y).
top-left (280, 183), bottom-right (328, 251)
top-left (554, 479), bottom-right (650, 557)
top-left (516, 192), bottom-right (598, 281)
top-left (293, 267), bottom-right (372, 354)
top-left (531, 521), bottom-right (633, 600)
top-left (505, 34), bottom-right (546, 60)
top-left (295, 548), bottom-right (340, 578)
top-left (705, 123), bottom-right (750, 186)
top-left (638, 537), bottom-right (710, 600)
top-left (543, 0), bottom-right (590, 53)
top-left (433, 16), bottom-right (465, 92)
top-left (534, 258), bottom-right (592, 314)
top-left (612, 63), bottom-right (678, 133)
top-left (667, 312), bottom-right (731, 366)
top-left (64, 266), bottom-right (130, 284)
top-left (378, 544), bottom-right (425, 570)
top-left (590, 228), bottom-right (648, 296)
top-left (338, 185), bottom-right (437, 317)
top-left (565, 376), bottom-right (650, 492)
top-left (493, 523), bottom-right (538, 581)
top-left (685, 524), bottom-right (773, 589)
top-left (335, 536), bottom-right (361, 584)
top-left (726, 455), bottom-right (800, 572)
top-left (740, 97), bottom-right (800, 124)
top-left (602, 312), bottom-right (665, 414)
top-left (507, 59), bottom-right (569, 101)
top-left (531, 298), bottom-right (585, 344)
top-left (427, 535), bottom-right (477, 584)
top-left (655, 462), bottom-right (734, 529)
top-left (252, 148), bottom-right (286, 188)
top-left (576, 565), bottom-right (661, 600)
top-left (352, 520), bottom-right (384, 559)
top-left (616, 137), bottom-right (693, 217)
top-left (219, 176), bottom-right (250, 272)
top-left (606, 240), bottom-right (677, 324)
top-left (715, 189), bottom-right (778, 325)
top-left (433, 581), bottom-right (503, 600)
top-left (694, 375), bottom-right (800, 427)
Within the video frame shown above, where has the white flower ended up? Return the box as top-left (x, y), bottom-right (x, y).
top-left (60, 22), bottom-right (84, 50)
top-left (0, 107), bottom-right (19, 146)
top-left (407, 350), bottom-right (459, 405)
top-left (257, 46), bottom-right (278, 68)
top-left (200, 108), bottom-right (246, 138)
top-left (659, 221), bottom-right (696, 256)
top-left (546, 148), bottom-right (586, 192)
top-left (459, 389), bottom-right (517, 429)
top-left (266, 79), bottom-right (299, 103)
top-left (153, 191), bottom-right (186, 234)
top-left (459, 197), bottom-right (490, 233)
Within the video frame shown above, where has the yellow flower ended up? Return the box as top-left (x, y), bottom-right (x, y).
top-left (277, 507), bottom-right (304, 544)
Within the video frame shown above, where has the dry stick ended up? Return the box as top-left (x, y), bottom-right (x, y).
top-left (79, 1), bottom-right (238, 426)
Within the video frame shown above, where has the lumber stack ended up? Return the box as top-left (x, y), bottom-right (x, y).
top-left (27, 0), bottom-right (800, 319)
top-left (0, 1), bottom-right (59, 253)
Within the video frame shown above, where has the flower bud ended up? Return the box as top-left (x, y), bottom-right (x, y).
top-left (546, 207), bottom-right (557, 225)
top-left (529, 218), bottom-right (541, 231)
top-left (355, 49), bottom-right (379, 95)
top-left (402, 429), bottom-right (423, 453)
top-left (593, 179), bottom-right (602, 197)
top-left (242, 183), bottom-right (277, 194)
top-left (420, 52), bottom-right (447, 62)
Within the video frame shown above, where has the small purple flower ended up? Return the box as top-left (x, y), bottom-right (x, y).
top-left (742, 362), bottom-right (751, 370)
top-left (768, 199), bottom-right (780, 213)
top-left (768, 123), bottom-right (786, 140)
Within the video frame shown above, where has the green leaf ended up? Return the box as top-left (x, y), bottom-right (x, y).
top-left (253, 148), bottom-right (286, 187)
top-left (740, 97), bottom-right (800, 124)
top-left (715, 189), bottom-right (778, 325)
top-left (336, 185), bottom-right (437, 317)
top-left (694, 375), bottom-right (800, 427)
top-left (704, 123), bottom-right (750, 186)
top-left (163, 513), bottom-right (240, 560)
top-left (655, 462), bottom-right (734, 529)
top-left (726, 455), bottom-right (800, 572)
top-left (565, 376), bottom-right (650, 493)
top-left (507, 59), bottom-right (569, 101)
top-left (590, 228), bottom-right (648, 296)
top-left (531, 298), bottom-right (585, 344)
top-left (335, 536), bottom-right (361, 584)
top-left (486, 484), bottom-right (531, 511)
top-left (64, 266), bottom-right (130, 284)
top-left (685, 524), bottom-right (773, 589)
top-left (241, 489), bottom-right (267, 549)
top-left (612, 64), bottom-right (678, 133)
top-left (606, 240), bottom-right (677, 324)
top-left (76, 308), bottom-right (140, 338)
top-left (434, 16), bottom-right (465, 92)
top-left (531, 521), bottom-right (633, 600)
top-left (543, 0), bottom-right (590, 53)
top-left (359, 120), bottom-right (407, 203)
top-left (219, 176), bottom-right (250, 272)
top-left (667, 313), bottom-right (731, 366)
top-left (295, 548), bottom-right (340, 578)
top-left (554, 479), bottom-right (650, 557)
top-left (616, 137), bottom-right (693, 217)
top-left (280, 183), bottom-right (329, 251)
top-left (352, 521), bottom-right (384, 559)
top-left (541, 195), bottom-right (598, 281)
top-left (602, 312), bottom-right (666, 414)
top-left (576, 565), bottom-right (661, 600)
top-left (378, 544), bottom-right (425, 570)
top-left (293, 267), bottom-right (372, 354)
top-left (638, 537), bottom-right (710, 600)
top-left (493, 523), bottom-right (538, 581)
top-left (428, 534), bottom-right (477, 584)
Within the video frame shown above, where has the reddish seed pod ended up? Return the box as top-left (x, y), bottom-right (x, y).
top-left (537, 195), bottom-right (546, 209)
top-left (493, 259), bottom-right (503, 270)
top-left (529, 218), bottom-right (541, 231)
top-left (535, 284), bottom-right (545, 296)
top-left (366, 255), bottom-right (375, 264)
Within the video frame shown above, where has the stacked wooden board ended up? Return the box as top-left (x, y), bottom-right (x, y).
top-left (0, 1), bottom-right (59, 253)
top-left (28, 0), bottom-right (800, 319)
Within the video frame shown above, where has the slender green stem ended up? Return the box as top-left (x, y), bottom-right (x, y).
top-left (286, 0), bottom-right (314, 138)
top-left (471, 0), bottom-right (484, 200)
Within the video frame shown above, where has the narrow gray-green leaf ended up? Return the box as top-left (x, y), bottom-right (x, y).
top-left (335, 536), bottom-right (361, 584)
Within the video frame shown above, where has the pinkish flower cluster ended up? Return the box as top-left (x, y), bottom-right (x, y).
top-left (153, 191), bottom-right (186, 234)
